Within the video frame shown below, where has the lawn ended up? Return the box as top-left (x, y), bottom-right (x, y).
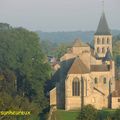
top-left (51, 109), bottom-right (115, 120)
top-left (51, 110), bottom-right (80, 120)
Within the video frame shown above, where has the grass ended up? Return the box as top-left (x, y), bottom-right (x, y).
top-left (51, 110), bottom-right (79, 120)
top-left (51, 109), bottom-right (116, 120)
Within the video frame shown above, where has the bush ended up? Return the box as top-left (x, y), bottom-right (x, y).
top-left (112, 108), bottom-right (120, 120)
top-left (77, 105), bottom-right (98, 120)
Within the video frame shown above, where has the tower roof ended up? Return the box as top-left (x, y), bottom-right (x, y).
top-left (95, 12), bottom-right (111, 35)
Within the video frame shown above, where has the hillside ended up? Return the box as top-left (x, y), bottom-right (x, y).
top-left (36, 30), bottom-right (120, 44)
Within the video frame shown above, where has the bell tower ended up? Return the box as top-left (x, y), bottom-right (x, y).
top-left (94, 11), bottom-right (112, 58)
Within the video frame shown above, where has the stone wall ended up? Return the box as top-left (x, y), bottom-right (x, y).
top-left (50, 87), bottom-right (56, 106)
top-left (112, 97), bottom-right (120, 109)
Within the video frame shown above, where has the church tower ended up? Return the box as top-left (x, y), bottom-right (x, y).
top-left (94, 12), bottom-right (112, 58)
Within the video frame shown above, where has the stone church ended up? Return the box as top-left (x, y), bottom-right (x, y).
top-left (50, 12), bottom-right (120, 110)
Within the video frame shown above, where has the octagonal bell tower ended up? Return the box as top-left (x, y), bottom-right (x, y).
top-left (94, 12), bottom-right (112, 58)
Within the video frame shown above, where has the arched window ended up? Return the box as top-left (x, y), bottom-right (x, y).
top-left (97, 47), bottom-right (100, 53)
top-left (102, 38), bottom-right (105, 44)
top-left (97, 38), bottom-right (100, 44)
top-left (107, 47), bottom-right (109, 51)
top-left (107, 38), bottom-right (110, 44)
top-left (72, 78), bottom-right (80, 96)
top-left (102, 47), bottom-right (105, 53)
top-left (94, 77), bottom-right (98, 84)
top-left (103, 77), bottom-right (107, 84)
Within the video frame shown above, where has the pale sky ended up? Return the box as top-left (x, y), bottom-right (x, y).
top-left (0, 0), bottom-right (120, 31)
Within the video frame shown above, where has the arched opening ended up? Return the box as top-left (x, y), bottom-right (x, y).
top-left (107, 38), bottom-right (110, 44)
top-left (97, 47), bottom-right (100, 53)
top-left (102, 47), bottom-right (105, 53)
top-left (102, 38), bottom-right (105, 44)
top-left (94, 77), bottom-right (98, 84)
top-left (107, 47), bottom-right (110, 51)
top-left (103, 77), bottom-right (107, 84)
top-left (97, 38), bottom-right (100, 44)
top-left (72, 78), bottom-right (80, 96)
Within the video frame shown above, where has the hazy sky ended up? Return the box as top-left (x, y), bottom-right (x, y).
top-left (0, 0), bottom-right (120, 31)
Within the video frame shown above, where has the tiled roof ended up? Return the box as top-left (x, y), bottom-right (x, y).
top-left (68, 57), bottom-right (90, 74)
top-left (61, 58), bottom-right (75, 76)
top-left (112, 81), bottom-right (120, 97)
top-left (91, 64), bottom-right (110, 72)
top-left (95, 12), bottom-right (111, 35)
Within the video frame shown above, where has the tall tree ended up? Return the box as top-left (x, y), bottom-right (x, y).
top-left (0, 24), bottom-right (51, 119)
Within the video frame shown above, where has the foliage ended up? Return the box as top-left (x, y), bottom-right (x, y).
top-left (41, 40), bottom-right (69, 60)
top-left (77, 105), bottom-right (98, 120)
top-left (55, 43), bottom-right (68, 59)
top-left (41, 40), bottom-right (58, 56)
top-left (97, 109), bottom-right (115, 120)
top-left (113, 34), bottom-right (120, 79)
top-left (112, 108), bottom-right (120, 120)
top-left (0, 23), bottom-right (51, 119)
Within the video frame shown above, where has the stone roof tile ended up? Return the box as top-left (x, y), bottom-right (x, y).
top-left (68, 57), bottom-right (90, 74)
top-left (95, 12), bottom-right (111, 35)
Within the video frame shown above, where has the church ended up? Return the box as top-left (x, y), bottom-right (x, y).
top-left (50, 11), bottom-right (120, 110)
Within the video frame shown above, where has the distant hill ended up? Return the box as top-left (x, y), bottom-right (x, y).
top-left (36, 30), bottom-right (120, 43)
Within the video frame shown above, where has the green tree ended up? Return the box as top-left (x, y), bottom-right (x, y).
top-left (113, 35), bottom-right (120, 79)
top-left (77, 105), bottom-right (98, 120)
top-left (41, 40), bottom-right (58, 56)
top-left (55, 43), bottom-right (68, 59)
top-left (0, 23), bottom-right (51, 119)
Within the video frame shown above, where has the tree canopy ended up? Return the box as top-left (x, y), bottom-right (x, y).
top-left (77, 105), bottom-right (98, 120)
top-left (0, 23), bottom-right (51, 120)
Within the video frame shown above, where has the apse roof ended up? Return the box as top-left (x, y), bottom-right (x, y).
top-left (68, 57), bottom-right (90, 74)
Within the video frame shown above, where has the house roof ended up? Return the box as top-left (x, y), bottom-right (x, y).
top-left (95, 12), bottom-right (111, 35)
top-left (112, 81), bottom-right (120, 97)
top-left (91, 64), bottom-right (110, 72)
top-left (68, 57), bottom-right (90, 74)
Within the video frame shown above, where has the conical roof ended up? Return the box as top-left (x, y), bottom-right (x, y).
top-left (95, 12), bottom-right (111, 35)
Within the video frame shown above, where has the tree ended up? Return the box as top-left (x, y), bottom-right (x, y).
top-left (113, 35), bottom-right (120, 79)
top-left (41, 40), bottom-right (58, 56)
top-left (0, 23), bottom-right (51, 119)
top-left (55, 43), bottom-right (68, 59)
top-left (77, 105), bottom-right (98, 120)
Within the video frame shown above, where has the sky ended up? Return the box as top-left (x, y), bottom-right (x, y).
top-left (0, 0), bottom-right (120, 32)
